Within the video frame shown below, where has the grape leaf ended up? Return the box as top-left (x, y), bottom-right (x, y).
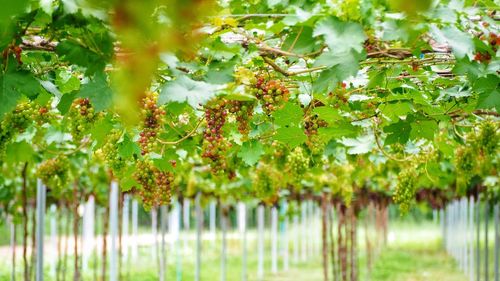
top-left (0, 70), bottom-right (41, 117)
top-left (159, 76), bottom-right (222, 108)
top-left (380, 102), bottom-right (412, 121)
top-left (118, 134), bottom-right (141, 159)
top-left (312, 107), bottom-right (342, 122)
top-left (90, 115), bottom-right (113, 148)
top-left (313, 17), bottom-right (366, 55)
top-left (341, 135), bottom-right (375, 155)
top-left (410, 119), bottom-right (438, 140)
top-left (273, 103), bottom-right (303, 127)
top-left (79, 72), bottom-right (112, 112)
top-left (5, 141), bottom-right (34, 164)
top-left (474, 75), bottom-right (500, 111)
top-left (274, 126), bottom-right (307, 148)
top-left (430, 25), bottom-right (474, 59)
top-left (237, 140), bottom-right (264, 166)
top-left (383, 119), bottom-right (412, 145)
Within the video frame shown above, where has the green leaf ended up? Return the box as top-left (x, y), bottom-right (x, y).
top-left (56, 40), bottom-right (106, 74)
top-left (159, 76), bottom-right (221, 108)
top-left (118, 134), bottom-right (140, 159)
top-left (430, 25), bottom-right (474, 59)
top-left (380, 102), bottom-right (412, 121)
top-left (90, 115), bottom-right (114, 148)
top-left (410, 119), bottom-right (438, 140)
top-left (274, 126), bottom-right (307, 148)
top-left (281, 27), bottom-right (318, 54)
top-left (237, 140), bottom-right (264, 166)
top-left (151, 149), bottom-right (179, 172)
top-left (317, 121), bottom-right (359, 142)
top-left (474, 75), bottom-right (500, 112)
top-left (313, 17), bottom-right (366, 55)
top-left (273, 103), bottom-right (303, 127)
top-left (383, 119), bottom-right (411, 145)
top-left (79, 72), bottom-right (112, 112)
top-left (312, 107), bottom-right (342, 122)
top-left (57, 92), bottom-right (77, 115)
top-left (5, 141), bottom-right (34, 164)
top-left (0, 70), bottom-right (41, 117)
top-left (341, 135), bottom-right (375, 155)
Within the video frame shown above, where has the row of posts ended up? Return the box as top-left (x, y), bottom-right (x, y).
top-left (443, 197), bottom-right (500, 281)
top-left (15, 181), bottom-right (322, 281)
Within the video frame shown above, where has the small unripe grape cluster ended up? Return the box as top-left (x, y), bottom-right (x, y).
top-left (304, 115), bottom-right (328, 154)
top-left (138, 92), bottom-right (166, 155)
top-left (393, 169), bottom-right (417, 213)
top-left (134, 160), bottom-right (174, 209)
top-left (101, 130), bottom-right (126, 176)
top-left (254, 163), bottom-right (280, 203)
top-left (201, 99), bottom-right (231, 175)
top-left (471, 121), bottom-right (499, 156)
top-left (286, 147), bottom-right (309, 181)
top-left (36, 156), bottom-right (70, 192)
top-left (227, 100), bottom-right (255, 136)
top-left (68, 98), bottom-right (97, 141)
top-left (327, 83), bottom-right (348, 108)
top-left (251, 76), bottom-right (290, 115)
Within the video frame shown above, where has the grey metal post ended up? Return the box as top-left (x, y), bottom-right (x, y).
top-left (109, 181), bottom-right (119, 281)
top-left (195, 192), bottom-right (202, 281)
top-left (220, 204), bottom-right (227, 281)
top-left (470, 197), bottom-right (475, 281)
top-left (257, 205), bottom-right (265, 280)
top-left (36, 179), bottom-right (46, 281)
top-left (494, 203), bottom-right (499, 281)
top-left (485, 201), bottom-right (489, 281)
top-left (477, 198), bottom-right (481, 281)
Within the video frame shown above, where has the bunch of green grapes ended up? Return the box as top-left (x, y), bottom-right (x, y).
top-left (36, 156), bottom-right (71, 191)
top-left (392, 169), bottom-right (417, 213)
top-left (254, 163), bottom-right (280, 204)
top-left (138, 92), bottom-right (166, 155)
top-left (286, 147), bottom-right (309, 182)
top-left (304, 115), bottom-right (328, 154)
top-left (134, 160), bottom-right (174, 209)
top-left (68, 98), bottom-right (98, 141)
top-left (0, 102), bottom-right (44, 157)
top-left (471, 121), bottom-right (499, 156)
top-left (333, 0), bottom-right (361, 22)
top-left (201, 98), bottom-right (231, 175)
top-left (100, 130), bottom-right (127, 176)
top-left (227, 100), bottom-right (255, 136)
top-left (454, 146), bottom-right (476, 188)
top-left (251, 76), bottom-right (290, 115)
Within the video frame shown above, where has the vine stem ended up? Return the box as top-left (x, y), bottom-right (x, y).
top-left (158, 117), bottom-right (204, 145)
top-left (372, 120), bottom-right (412, 162)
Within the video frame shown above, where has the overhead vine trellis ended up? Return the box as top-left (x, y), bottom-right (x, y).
top-left (0, 0), bottom-right (498, 281)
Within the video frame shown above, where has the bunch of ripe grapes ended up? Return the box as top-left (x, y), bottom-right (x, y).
top-left (304, 114), bottom-right (328, 154)
top-left (201, 98), bottom-right (231, 175)
top-left (138, 92), bottom-right (165, 155)
top-left (251, 76), bottom-right (290, 115)
top-left (134, 160), bottom-right (174, 209)
top-left (227, 100), bottom-right (255, 136)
